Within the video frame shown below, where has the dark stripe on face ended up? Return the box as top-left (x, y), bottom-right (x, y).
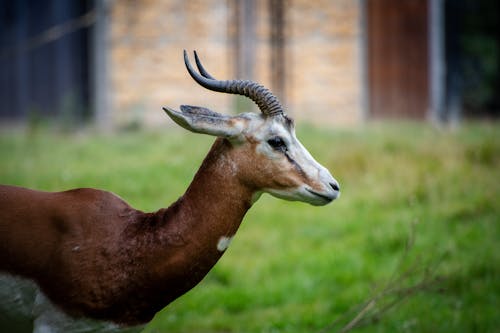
top-left (285, 151), bottom-right (308, 181)
top-left (283, 115), bottom-right (295, 130)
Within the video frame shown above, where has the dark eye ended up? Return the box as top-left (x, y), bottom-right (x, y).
top-left (267, 136), bottom-right (287, 152)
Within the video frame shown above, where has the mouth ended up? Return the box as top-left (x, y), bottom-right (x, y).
top-left (306, 188), bottom-right (337, 203)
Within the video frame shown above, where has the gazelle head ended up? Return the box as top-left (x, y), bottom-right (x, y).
top-left (164, 51), bottom-right (339, 206)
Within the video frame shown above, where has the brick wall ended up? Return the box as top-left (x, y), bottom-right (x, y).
top-left (288, 0), bottom-right (362, 125)
top-left (110, 0), bottom-right (362, 128)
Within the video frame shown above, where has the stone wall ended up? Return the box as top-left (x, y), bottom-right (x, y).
top-left (110, 0), bottom-right (362, 128)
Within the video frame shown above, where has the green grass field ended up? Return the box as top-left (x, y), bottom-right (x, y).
top-left (0, 122), bottom-right (498, 332)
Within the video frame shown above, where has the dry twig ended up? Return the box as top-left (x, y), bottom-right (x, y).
top-left (319, 222), bottom-right (445, 333)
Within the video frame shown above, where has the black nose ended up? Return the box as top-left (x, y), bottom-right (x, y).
top-left (330, 182), bottom-right (340, 192)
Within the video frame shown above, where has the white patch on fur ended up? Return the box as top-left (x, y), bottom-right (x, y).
top-left (218, 154), bottom-right (238, 176)
top-left (0, 274), bottom-right (144, 333)
top-left (217, 236), bottom-right (233, 252)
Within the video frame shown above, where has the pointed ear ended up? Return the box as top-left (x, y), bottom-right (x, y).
top-left (163, 105), bottom-right (244, 138)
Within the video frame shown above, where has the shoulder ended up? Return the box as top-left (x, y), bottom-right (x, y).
top-left (62, 188), bottom-right (127, 204)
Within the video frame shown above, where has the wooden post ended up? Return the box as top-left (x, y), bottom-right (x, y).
top-left (269, 0), bottom-right (286, 109)
top-left (428, 0), bottom-right (446, 123)
top-left (92, 0), bottom-right (112, 130)
top-left (231, 0), bottom-right (256, 113)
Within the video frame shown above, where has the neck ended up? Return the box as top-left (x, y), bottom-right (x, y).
top-left (171, 138), bottom-right (255, 259)
top-left (129, 138), bottom-right (255, 318)
top-left (182, 138), bottom-right (255, 242)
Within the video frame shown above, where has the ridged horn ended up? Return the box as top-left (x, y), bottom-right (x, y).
top-left (184, 50), bottom-right (284, 117)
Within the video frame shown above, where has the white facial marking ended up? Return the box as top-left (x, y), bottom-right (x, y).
top-left (245, 115), bottom-right (339, 206)
top-left (254, 123), bottom-right (290, 159)
top-left (236, 113), bottom-right (339, 205)
top-left (217, 236), bottom-right (233, 252)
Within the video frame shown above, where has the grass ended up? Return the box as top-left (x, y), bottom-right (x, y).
top-left (0, 122), bottom-right (498, 332)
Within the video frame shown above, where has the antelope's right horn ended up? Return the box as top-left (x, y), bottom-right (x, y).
top-left (184, 50), bottom-right (284, 117)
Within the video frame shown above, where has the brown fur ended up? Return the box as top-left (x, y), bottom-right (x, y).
top-left (0, 138), bottom-right (256, 325)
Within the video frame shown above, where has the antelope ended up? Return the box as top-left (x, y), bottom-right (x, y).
top-left (0, 51), bottom-right (340, 333)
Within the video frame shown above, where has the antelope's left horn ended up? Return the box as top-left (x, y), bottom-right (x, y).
top-left (184, 50), bottom-right (284, 117)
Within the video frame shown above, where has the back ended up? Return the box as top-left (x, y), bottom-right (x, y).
top-left (0, 185), bottom-right (134, 277)
top-left (0, 185), bottom-right (58, 275)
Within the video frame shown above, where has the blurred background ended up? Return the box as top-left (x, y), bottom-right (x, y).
top-left (1, 0), bottom-right (498, 129)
